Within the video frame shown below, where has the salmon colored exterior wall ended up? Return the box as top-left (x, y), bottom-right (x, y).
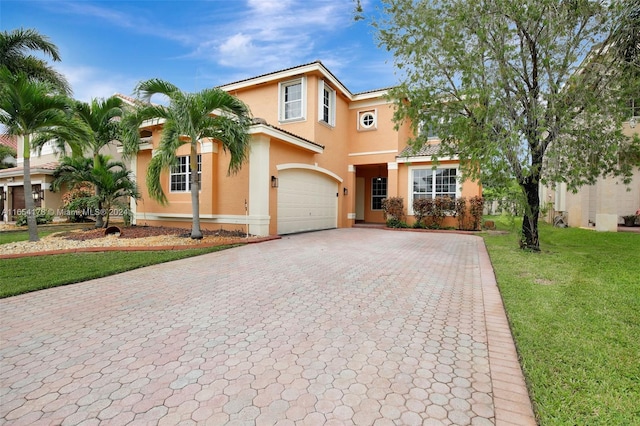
top-left (130, 62), bottom-right (483, 235)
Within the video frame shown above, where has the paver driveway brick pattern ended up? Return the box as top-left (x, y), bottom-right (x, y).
top-left (0, 228), bottom-right (535, 425)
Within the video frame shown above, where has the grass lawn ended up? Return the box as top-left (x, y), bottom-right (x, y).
top-left (483, 216), bottom-right (640, 425)
top-left (0, 245), bottom-right (239, 298)
top-left (0, 228), bottom-right (59, 244)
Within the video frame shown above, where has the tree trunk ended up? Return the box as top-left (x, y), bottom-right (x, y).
top-left (95, 185), bottom-right (104, 228)
top-left (93, 155), bottom-right (104, 228)
top-left (189, 144), bottom-right (203, 239)
top-left (520, 177), bottom-right (540, 251)
top-left (22, 137), bottom-right (39, 242)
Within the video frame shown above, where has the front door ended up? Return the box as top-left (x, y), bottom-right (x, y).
top-left (11, 186), bottom-right (24, 220)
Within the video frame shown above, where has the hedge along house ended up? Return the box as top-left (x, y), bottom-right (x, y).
top-left (128, 62), bottom-right (482, 236)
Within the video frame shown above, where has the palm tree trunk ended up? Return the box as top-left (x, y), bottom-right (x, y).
top-left (190, 144), bottom-right (203, 239)
top-left (93, 155), bottom-right (104, 228)
top-left (22, 136), bottom-right (39, 242)
top-left (94, 184), bottom-right (104, 228)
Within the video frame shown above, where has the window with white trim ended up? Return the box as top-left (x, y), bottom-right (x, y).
top-left (170, 155), bottom-right (201, 192)
top-left (319, 80), bottom-right (336, 126)
top-left (410, 167), bottom-right (458, 210)
top-left (419, 116), bottom-right (441, 139)
top-left (358, 110), bottom-right (377, 131)
top-left (372, 177), bottom-right (387, 210)
top-left (279, 78), bottom-right (306, 122)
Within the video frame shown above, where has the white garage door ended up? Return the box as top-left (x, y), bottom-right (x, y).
top-left (277, 169), bottom-right (338, 234)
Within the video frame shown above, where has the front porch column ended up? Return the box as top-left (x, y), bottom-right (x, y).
top-left (248, 135), bottom-right (271, 236)
top-left (596, 175), bottom-right (618, 232)
top-left (387, 162), bottom-right (398, 198)
top-left (346, 165), bottom-right (356, 225)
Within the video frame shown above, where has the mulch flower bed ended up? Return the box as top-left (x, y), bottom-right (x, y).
top-left (59, 226), bottom-right (249, 241)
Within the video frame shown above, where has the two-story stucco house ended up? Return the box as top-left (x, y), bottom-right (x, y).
top-left (128, 61), bottom-right (482, 236)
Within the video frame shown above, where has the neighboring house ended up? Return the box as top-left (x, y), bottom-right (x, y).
top-left (0, 135), bottom-right (17, 168)
top-left (128, 61), bottom-right (482, 236)
top-left (541, 114), bottom-right (640, 231)
top-left (0, 95), bottom-right (132, 223)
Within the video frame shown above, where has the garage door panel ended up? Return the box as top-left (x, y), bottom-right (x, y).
top-left (277, 169), bottom-right (338, 234)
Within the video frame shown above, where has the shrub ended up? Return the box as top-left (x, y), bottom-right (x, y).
top-left (412, 198), bottom-right (434, 227)
top-left (16, 208), bottom-right (54, 226)
top-left (382, 197), bottom-right (405, 222)
top-left (433, 196), bottom-right (455, 228)
top-left (386, 218), bottom-right (409, 228)
top-left (61, 183), bottom-right (96, 223)
top-left (454, 197), bottom-right (467, 230)
top-left (469, 196), bottom-right (485, 230)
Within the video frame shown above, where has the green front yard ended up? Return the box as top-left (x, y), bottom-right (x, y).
top-left (484, 216), bottom-right (640, 425)
top-left (0, 245), bottom-right (238, 298)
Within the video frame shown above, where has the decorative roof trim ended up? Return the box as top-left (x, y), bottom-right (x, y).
top-left (219, 61), bottom-right (392, 102)
top-left (249, 123), bottom-right (324, 154)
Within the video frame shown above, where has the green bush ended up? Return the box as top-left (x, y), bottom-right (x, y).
top-left (386, 218), bottom-right (409, 228)
top-left (16, 208), bottom-right (54, 226)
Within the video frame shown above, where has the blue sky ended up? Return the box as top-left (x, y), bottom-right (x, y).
top-left (1, 0), bottom-right (397, 102)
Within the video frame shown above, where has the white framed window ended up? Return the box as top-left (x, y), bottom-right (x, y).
top-left (372, 177), bottom-right (387, 210)
top-left (358, 109), bottom-right (377, 131)
top-left (279, 78), bottom-right (306, 122)
top-left (419, 116), bottom-right (442, 140)
top-left (409, 166), bottom-right (459, 214)
top-left (318, 80), bottom-right (336, 126)
top-left (170, 154), bottom-right (201, 192)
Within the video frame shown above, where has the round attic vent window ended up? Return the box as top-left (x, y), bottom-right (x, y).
top-left (360, 112), bottom-right (375, 129)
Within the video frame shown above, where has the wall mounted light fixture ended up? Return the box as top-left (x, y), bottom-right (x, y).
top-left (271, 175), bottom-right (278, 188)
top-left (343, 187), bottom-right (348, 196)
top-left (32, 189), bottom-right (44, 201)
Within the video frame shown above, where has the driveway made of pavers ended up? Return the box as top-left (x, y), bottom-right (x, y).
top-left (0, 228), bottom-right (535, 425)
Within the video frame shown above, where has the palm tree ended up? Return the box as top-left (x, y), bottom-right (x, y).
top-left (0, 69), bottom-right (83, 241)
top-left (53, 154), bottom-right (140, 228)
top-left (124, 79), bottom-right (252, 239)
top-left (0, 28), bottom-right (71, 94)
top-left (36, 96), bottom-right (126, 227)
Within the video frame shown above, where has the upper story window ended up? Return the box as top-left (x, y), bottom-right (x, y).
top-left (170, 154), bottom-right (201, 192)
top-left (318, 80), bottom-right (336, 127)
top-left (419, 116), bottom-right (441, 140)
top-left (279, 78), bottom-right (306, 123)
top-left (358, 109), bottom-right (377, 131)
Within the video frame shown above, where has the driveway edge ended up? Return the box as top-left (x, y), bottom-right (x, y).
top-left (476, 238), bottom-right (538, 426)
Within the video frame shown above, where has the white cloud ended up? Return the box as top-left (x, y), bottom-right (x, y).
top-left (193, 0), bottom-right (354, 72)
top-left (56, 65), bottom-right (138, 102)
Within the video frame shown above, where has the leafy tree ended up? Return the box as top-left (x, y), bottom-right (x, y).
top-left (123, 79), bottom-right (252, 239)
top-left (0, 143), bottom-right (16, 169)
top-left (0, 69), bottom-right (83, 241)
top-left (52, 155), bottom-right (139, 228)
top-left (608, 0), bottom-right (640, 70)
top-left (35, 96), bottom-right (127, 227)
top-left (369, 0), bottom-right (638, 250)
top-left (0, 27), bottom-right (70, 94)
